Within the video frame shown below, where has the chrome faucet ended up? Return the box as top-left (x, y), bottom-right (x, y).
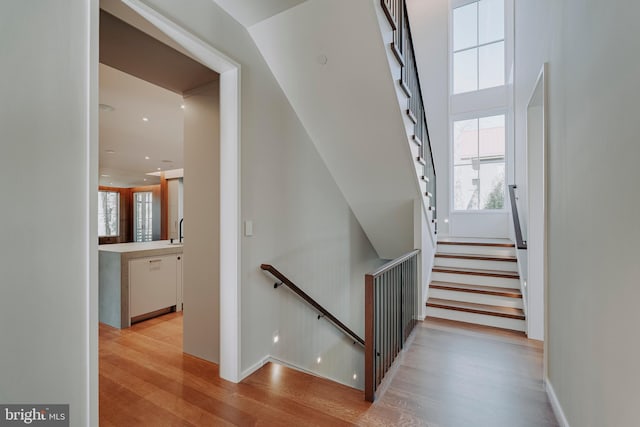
top-left (179, 218), bottom-right (184, 243)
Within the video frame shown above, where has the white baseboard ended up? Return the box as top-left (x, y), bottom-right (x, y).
top-left (240, 354), bottom-right (361, 390)
top-left (545, 378), bottom-right (570, 427)
top-left (240, 356), bottom-right (270, 381)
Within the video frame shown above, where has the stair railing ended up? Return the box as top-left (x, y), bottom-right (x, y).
top-left (508, 185), bottom-right (527, 250)
top-left (381, 0), bottom-right (437, 231)
top-left (260, 264), bottom-right (365, 347)
top-left (364, 249), bottom-right (420, 402)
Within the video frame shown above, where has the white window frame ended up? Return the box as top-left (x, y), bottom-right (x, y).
top-left (450, 0), bottom-right (509, 97)
top-left (448, 0), bottom-right (514, 215)
top-left (450, 108), bottom-right (509, 213)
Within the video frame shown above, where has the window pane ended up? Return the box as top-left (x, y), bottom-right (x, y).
top-left (479, 114), bottom-right (505, 159)
top-left (454, 164), bottom-right (479, 210)
top-left (98, 191), bottom-right (119, 237)
top-left (479, 0), bottom-right (504, 44)
top-left (134, 191), bottom-right (153, 242)
top-left (454, 119), bottom-right (478, 165)
top-left (453, 2), bottom-right (478, 51)
top-left (479, 41), bottom-right (504, 89)
top-left (454, 48), bottom-right (478, 94)
top-left (479, 162), bottom-right (505, 209)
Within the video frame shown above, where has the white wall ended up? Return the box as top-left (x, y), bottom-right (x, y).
top-left (248, 0), bottom-right (421, 260)
top-left (0, 1), bottom-right (98, 425)
top-left (136, 0), bottom-right (382, 388)
top-left (516, 0), bottom-right (640, 425)
top-left (182, 82), bottom-right (221, 363)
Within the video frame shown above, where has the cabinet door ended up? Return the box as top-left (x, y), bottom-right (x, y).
top-left (129, 255), bottom-right (177, 318)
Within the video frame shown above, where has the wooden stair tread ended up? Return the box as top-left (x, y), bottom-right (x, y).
top-left (435, 252), bottom-right (517, 262)
top-left (432, 266), bottom-right (520, 279)
top-left (437, 241), bottom-right (516, 248)
top-left (429, 281), bottom-right (522, 298)
top-left (426, 298), bottom-right (525, 320)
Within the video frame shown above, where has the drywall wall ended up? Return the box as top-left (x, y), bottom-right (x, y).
top-left (136, 0), bottom-right (382, 388)
top-left (516, 0), bottom-right (640, 425)
top-left (182, 81), bottom-right (221, 363)
top-left (211, 0), bottom-right (306, 28)
top-left (0, 1), bottom-right (98, 425)
top-left (248, 0), bottom-right (419, 260)
top-left (407, 0), bottom-right (450, 237)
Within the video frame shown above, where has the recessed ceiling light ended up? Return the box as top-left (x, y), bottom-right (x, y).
top-left (99, 104), bottom-right (114, 112)
top-left (105, 150), bottom-right (116, 154)
top-left (145, 156), bottom-right (150, 160)
top-left (180, 104), bottom-right (185, 110)
top-left (142, 117), bottom-right (149, 122)
top-left (157, 168), bottom-right (161, 171)
top-left (101, 174), bottom-right (110, 177)
top-left (143, 179), bottom-right (147, 182)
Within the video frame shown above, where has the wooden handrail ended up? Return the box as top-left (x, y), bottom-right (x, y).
top-left (260, 264), bottom-right (365, 347)
top-left (508, 185), bottom-right (527, 250)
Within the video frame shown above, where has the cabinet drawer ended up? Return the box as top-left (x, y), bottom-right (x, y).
top-left (129, 255), bottom-right (177, 318)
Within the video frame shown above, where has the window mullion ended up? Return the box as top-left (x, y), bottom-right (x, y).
top-left (476, 1), bottom-right (480, 91)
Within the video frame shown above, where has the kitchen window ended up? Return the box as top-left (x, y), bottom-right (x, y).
top-left (98, 191), bottom-right (120, 237)
top-left (134, 191), bottom-right (153, 242)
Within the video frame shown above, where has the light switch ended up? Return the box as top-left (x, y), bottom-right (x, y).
top-left (244, 220), bottom-right (253, 237)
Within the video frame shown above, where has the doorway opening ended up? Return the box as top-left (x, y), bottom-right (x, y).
top-left (96, 0), bottom-right (241, 400)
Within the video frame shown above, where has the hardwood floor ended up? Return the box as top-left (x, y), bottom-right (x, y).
top-left (99, 313), bottom-right (557, 426)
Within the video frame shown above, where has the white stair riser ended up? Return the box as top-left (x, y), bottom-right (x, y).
top-left (434, 257), bottom-right (518, 272)
top-left (436, 245), bottom-right (516, 257)
top-left (428, 288), bottom-right (523, 309)
top-left (426, 307), bottom-right (525, 332)
top-left (431, 271), bottom-right (520, 288)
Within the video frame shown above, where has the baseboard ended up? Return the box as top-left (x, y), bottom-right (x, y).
top-left (545, 378), bottom-right (570, 427)
top-left (268, 356), bottom-right (361, 390)
top-left (240, 355), bottom-right (270, 381)
top-left (240, 355), bottom-right (361, 391)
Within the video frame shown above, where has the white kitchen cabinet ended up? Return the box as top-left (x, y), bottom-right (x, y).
top-left (129, 254), bottom-right (178, 318)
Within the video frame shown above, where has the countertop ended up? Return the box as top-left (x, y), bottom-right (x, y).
top-left (99, 240), bottom-right (183, 254)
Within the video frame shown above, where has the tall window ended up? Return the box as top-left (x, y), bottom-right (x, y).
top-left (453, 0), bottom-right (505, 94)
top-left (134, 191), bottom-right (153, 242)
top-left (98, 191), bottom-right (119, 237)
top-left (453, 114), bottom-right (505, 210)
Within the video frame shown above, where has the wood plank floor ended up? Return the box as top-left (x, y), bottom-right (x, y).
top-left (99, 313), bottom-right (558, 426)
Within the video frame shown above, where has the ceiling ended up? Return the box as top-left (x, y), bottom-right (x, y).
top-left (99, 63), bottom-right (184, 188)
top-left (98, 9), bottom-right (219, 188)
top-left (212, 0), bottom-right (307, 28)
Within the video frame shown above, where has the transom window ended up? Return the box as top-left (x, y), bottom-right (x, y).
top-left (453, 114), bottom-right (505, 210)
top-left (453, 0), bottom-right (505, 94)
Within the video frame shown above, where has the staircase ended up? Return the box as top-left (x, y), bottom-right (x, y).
top-left (426, 239), bottom-right (525, 332)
